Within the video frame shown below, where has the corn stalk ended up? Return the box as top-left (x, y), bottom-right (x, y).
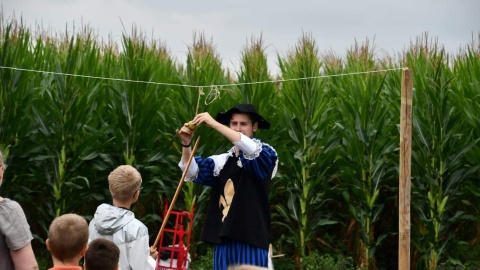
top-left (331, 40), bottom-right (398, 269)
top-left (407, 36), bottom-right (477, 269)
top-left (275, 33), bottom-right (340, 267)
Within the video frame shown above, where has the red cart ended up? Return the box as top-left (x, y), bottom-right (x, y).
top-left (155, 200), bottom-right (195, 270)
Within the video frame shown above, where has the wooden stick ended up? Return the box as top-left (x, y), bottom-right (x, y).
top-left (150, 136), bottom-right (201, 254)
top-left (399, 68), bottom-right (413, 270)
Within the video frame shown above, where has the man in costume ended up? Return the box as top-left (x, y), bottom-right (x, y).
top-left (177, 104), bottom-right (278, 269)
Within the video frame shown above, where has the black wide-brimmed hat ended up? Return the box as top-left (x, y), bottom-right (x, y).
top-left (215, 104), bottom-right (270, 129)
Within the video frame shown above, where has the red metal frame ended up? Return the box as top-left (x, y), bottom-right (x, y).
top-left (155, 200), bottom-right (195, 270)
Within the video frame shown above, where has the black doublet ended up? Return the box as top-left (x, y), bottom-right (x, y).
top-left (200, 154), bottom-right (271, 250)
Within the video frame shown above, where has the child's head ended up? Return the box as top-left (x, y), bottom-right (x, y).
top-left (47, 213), bottom-right (89, 262)
top-left (108, 165), bottom-right (142, 202)
top-left (85, 238), bottom-right (120, 270)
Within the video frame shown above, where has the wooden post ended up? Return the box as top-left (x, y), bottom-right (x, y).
top-left (399, 68), bottom-right (413, 270)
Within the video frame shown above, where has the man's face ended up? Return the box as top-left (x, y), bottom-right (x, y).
top-left (229, 113), bottom-right (258, 138)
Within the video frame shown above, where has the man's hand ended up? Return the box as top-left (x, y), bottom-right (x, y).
top-left (191, 112), bottom-right (222, 129)
top-left (176, 124), bottom-right (194, 145)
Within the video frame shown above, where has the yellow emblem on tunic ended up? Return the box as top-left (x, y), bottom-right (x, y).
top-left (219, 179), bottom-right (235, 222)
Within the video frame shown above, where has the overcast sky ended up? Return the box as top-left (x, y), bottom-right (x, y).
top-left (2, 0), bottom-right (479, 74)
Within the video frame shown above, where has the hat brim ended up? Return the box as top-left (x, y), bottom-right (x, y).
top-left (216, 108), bottom-right (270, 129)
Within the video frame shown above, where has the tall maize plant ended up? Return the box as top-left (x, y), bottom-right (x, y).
top-left (106, 29), bottom-right (174, 166)
top-left (0, 17), bottom-right (44, 231)
top-left (28, 28), bottom-right (106, 217)
top-left (331, 40), bottom-right (398, 269)
top-left (0, 19), bottom-right (94, 246)
top-left (450, 39), bottom-right (480, 255)
top-left (275, 33), bottom-right (340, 267)
top-left (235, 35), bottom-right (277, 108)
top-left (0, 19), bottom-right (35, 171)
top-left (407, 37), bottom-right (478, 269)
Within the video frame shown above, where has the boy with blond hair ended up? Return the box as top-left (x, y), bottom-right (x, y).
top-left (85, 238), bottom-right (120, 270)
top-left (89, 165), bottom-right (156, 270)
top-left (46, 213), bottom-right (89, 270)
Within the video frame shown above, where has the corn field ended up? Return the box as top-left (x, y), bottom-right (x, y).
top-left (1, 13), bottom-right (479, 270)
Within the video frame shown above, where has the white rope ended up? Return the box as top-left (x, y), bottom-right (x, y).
top-left (0, 65), bottom-right (406, 88)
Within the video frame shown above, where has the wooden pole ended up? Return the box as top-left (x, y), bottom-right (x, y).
top-left (399, 68), bottom-right (413, 270)
top-left (150, 136), bottom-right (201, 254)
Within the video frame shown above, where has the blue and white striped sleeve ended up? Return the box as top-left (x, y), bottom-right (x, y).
top-left (235, 134), bottom-right (278, 181)
top-left (179, 153), bottom-right (231, 186)
top-left (191, 156), bottom-right (216, 186)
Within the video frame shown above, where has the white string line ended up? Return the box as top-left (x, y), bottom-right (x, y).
top-left (0, 66), bottom-right (406, 88)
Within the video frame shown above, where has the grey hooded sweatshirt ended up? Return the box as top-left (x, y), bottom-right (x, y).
top-left (88, 203), bottom-right (155, 270)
